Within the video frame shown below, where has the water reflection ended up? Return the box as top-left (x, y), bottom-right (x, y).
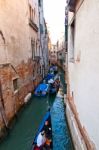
top-left (51, 96), bottom-right (74, 150)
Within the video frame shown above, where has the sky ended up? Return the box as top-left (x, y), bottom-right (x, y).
top-left (43, 0), bottom-right (66, 44)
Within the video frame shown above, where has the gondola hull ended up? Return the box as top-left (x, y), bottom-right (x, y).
top-left (32, 110), bottom-right (52, 150)
top-left (49, 75), bottom-right (60, 94)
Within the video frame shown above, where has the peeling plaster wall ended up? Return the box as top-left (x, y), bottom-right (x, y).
top-left (0, 0), bottom-right (41, 131)
top-left (29, 0), bottom-right (39, 26)
top-left (0, 0), bottom-right (30, 65)
top-left (68, 0), bottom-right (99, 149)
top-left (29, 0), bottom-right (39, 56)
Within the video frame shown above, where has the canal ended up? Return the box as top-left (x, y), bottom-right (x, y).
top-left (0, 69), bottom-right (74, 150)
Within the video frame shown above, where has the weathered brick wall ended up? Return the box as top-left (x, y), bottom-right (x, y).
top-left (0, 0), bottom-right (42, 131)
top-left (0, 111), bottom-right (4, 128)
top-left (0, 59), bottom-right (42, 127)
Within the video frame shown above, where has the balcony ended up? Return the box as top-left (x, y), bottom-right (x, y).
top-left (29, 19), bottom-right (38, 32)
top-left (67, 0), bottom-right (75, 12)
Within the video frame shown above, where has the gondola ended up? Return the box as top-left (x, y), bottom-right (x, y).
top-left (49, 83), bottom-right (60, 94)
top-left (49, 85), bottom-right (57, 94)
top-left (32, 110), bottom-right (52, 150)
top-left (44, 73), bottom-right (55, 83)
top-left (49, 65), bottom-right (58, 75)
top-left (34, 83), bottom-right (49, 96)
top-left (48, 75), bottom-right (60, 94)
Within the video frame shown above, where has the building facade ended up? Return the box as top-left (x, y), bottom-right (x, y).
top-left (49, 44), bottom-right (58, 64)
top-left (29, 0), bottom-right (42, 89)
top-left (0, 0), bottom-right (48, 137)
top-left (38, 0), bottom-right (49, 77)
top-left (66, 0), bottom-right (99, 149)
top-left (43, 20), bottom-right (49, 74)
top-left (57, 40), bottom-right (66, 71)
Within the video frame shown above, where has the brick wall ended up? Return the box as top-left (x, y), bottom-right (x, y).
top-left (0, 59), bottom-right (42, 128)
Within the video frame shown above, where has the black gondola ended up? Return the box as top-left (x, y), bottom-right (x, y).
top-left (32, 110), bottom-right (52, 150)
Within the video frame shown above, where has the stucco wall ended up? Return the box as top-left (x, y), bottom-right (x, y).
top-left (29, 0), bottom-right (39, 26)
top-left (68, 0), bottom-right (99, 149)
top-left (0, 0), bottom-right (31, 65)
top-left (38, 0), bottom-right (49, 75)
top-left (64, 98), bottom-right (87, 150)
top-left (0, 0), bottom-right (42, 132)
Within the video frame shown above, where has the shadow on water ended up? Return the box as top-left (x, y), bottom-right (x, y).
top-left (0, 95), bottom-right (54, 150)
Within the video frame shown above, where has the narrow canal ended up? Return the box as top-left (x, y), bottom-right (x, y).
top-left (0, 69), bottom-right (74, 150)
top-left (51, 70), bottom-right (74, 150)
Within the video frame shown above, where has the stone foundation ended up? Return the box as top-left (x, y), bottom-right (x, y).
top-left (64, 97), bottom-right (87, 150)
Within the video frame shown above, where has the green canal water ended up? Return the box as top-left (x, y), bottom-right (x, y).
top-left (51, 70), bottom-right (74, 150)
top-left (0, 69), bottom-right (74, 150)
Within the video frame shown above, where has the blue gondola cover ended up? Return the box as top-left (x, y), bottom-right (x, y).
top-left (34, 83), bottom-right (49, 96)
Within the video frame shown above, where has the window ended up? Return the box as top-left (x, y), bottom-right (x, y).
top-left (34, 8), bottom-right (35, 19)
top-left (29, 5), bottom-right (35, 21)
top-left (34, 40), bottom-right (36, 57)
top-left (32, 9), bottom-right (33, 20)
top-left (40, 24), bottom-right (43, 34)
top-left (33, 69), bottom-right (35, 77)
top-left (29, 5), bottom-right (32, 19)
top-left (13, 78), bottom-right (18, 91)
top-left (37, 67), bottom-right (39, 74)
top-left (39, 0), bottom-right (41, 6)
top-left (0, 81), bottom-right (5, 109)
top-left (31, 39), bottom-right (35, 60)
top-left (39, 45), bottom-right (40, 56)
top-left (69, 19), bottom-right (75, 62)
top-left (36, 41), bottom-right (38, 56)
top-left (39, 12), bottom-right (40, 21)
top-left (71, 20), bottom-right (75, 49)
top-left (40, 66), bottom-right (42, 74)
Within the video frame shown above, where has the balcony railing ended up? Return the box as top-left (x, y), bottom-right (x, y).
top-left (29, 19), bottom-right (38, 32)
